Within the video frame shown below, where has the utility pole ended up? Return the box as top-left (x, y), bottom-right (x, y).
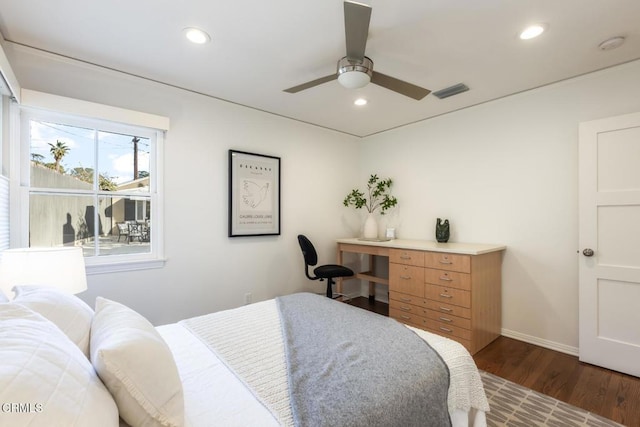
top-left (132, 136), bottom-right (140, 179)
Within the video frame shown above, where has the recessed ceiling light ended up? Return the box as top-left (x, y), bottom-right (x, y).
top-left (354, 98), bottom-right (368, 106)
top-left (183, 27), bottom-right (211, 44)
top-left (598, 36), bottom-right (625, 51)
top-left (519, 24), bottom-right (546, 40)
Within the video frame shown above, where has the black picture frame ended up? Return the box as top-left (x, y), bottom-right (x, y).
top-left (228, 150), bottom-right (281, 237)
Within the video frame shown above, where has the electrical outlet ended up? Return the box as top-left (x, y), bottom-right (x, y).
top-left (244, 293), bottom-right (252, 305)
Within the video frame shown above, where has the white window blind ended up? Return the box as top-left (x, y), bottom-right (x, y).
top-left (0, 175), bottom-right (8, 252)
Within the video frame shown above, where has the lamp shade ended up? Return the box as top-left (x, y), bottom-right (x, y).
top-left (0, 247), bottom-right (87, 299)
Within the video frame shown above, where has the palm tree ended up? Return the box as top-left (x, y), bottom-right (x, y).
top-left (48, 140), bottom-right (69, 173)
top-left (30, 153), bottom-right (45, 164)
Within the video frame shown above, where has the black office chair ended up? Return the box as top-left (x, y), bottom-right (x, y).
top-left (297, 234), bottom-right (354, 299)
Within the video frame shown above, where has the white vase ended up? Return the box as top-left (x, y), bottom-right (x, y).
top-left (363, 213), bottom-right (378, 239)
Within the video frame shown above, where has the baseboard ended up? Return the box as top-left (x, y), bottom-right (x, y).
top-left (501, 328), bottom-right (578, 356)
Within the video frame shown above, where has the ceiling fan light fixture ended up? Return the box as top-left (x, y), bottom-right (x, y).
top-left (337, 56), bottom-right (373, 89)
top-left (338, 71), bottom-right (371, 89)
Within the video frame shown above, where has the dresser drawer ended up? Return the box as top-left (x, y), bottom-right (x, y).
top-left (424, 252), bottom-right (470, 273)
top-left (424, 310), bottom-right (471, 330)
top-left (389, 299), bottom-right (423, 316)
top-left (390, 263), bottom-right (425, 297)
top-left (425, 300), bottom-right (471, 319)
top-left (424, 318), bottom-right (472, 341)
top-left (425, 284), bottom-right (471, 308)
top-left (389, 291), bottom-right (427, 309)
top-left (389, 249), bottom-right (424, 267)
top-left (424, 268), bottom-right (470, 291)
top-left (390, 308), bottom-right (425, 328)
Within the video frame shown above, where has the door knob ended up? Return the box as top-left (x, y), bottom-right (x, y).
top-left (582, 248), bottom-right (594, 257)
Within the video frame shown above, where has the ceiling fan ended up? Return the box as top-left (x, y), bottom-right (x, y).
top-left (283, 1), bottom-right (431, 100)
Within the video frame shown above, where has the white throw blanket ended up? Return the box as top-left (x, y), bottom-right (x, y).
top-left (181, 299), bottom-right (489, 427)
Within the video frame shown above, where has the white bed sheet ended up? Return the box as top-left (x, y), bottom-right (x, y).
top-left (158, 319), bottom-right (488, 427)
top-left (157, 323), bottom-right (279, 427)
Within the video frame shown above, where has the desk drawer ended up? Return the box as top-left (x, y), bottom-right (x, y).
top-left (424, 268), bottom-right (470, 291)
top-left (424, 310), bottom-right (471, 330)
top-left (390, 308), bottom-right (425, 328)
top-left (424, 252), bottom-right (470, 273)
top-left (424, 318), bottom-right (472, 341)
top-left (389, 291), bottom-right (427, 309)
top-left (389, 263), bottom-right (425, 297)
top-left (425, 284), bottom-right (470, 308)
top-left (425, 300), bottom-right (471, 319)
top-left (389, 249), bottom-right (424, 267)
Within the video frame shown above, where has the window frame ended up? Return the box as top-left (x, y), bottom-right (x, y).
top-left (17, 107), bottom-right (165, 274)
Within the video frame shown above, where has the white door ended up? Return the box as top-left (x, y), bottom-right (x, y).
top-left (579, 111), bottom-right (640, 377)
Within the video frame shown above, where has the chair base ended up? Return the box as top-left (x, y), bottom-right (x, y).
top-left (324, 278), bottom-right (351, 302)
top-left (332, 293), bottom-right (351, 303)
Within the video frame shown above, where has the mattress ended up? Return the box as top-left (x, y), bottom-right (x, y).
top-left (157, 299), bottom-right (488, 427)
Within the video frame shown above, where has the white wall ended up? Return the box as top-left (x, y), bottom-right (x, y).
top-left (360, 59), bottom-right (640, 352)
top-left (5, 44), bottom-right (361, 325)
top-left (7, 41), bottom-right (640, 352)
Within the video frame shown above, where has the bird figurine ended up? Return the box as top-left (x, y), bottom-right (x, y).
top-left (435, 218), bottom-right (450, 243)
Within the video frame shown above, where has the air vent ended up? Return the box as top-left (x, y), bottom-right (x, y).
top-left (432, 83), bottom-right (469, 99)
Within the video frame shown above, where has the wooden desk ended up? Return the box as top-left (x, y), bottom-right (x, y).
top-left (336, 238), bottom-right (506, 354)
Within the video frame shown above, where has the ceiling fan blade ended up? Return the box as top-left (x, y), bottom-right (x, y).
top-left (371, 71), bottom-right (431, 100)
top-left (344, 1), bottom-right (372, 61)
top-left (283, 74), bottom-right (337, 93)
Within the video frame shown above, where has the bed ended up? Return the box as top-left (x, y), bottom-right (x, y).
top-left (0, 287), bottom-right (489, 427)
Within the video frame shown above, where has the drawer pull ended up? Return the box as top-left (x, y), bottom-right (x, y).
top-left (400, 275), bottom-right (412, 280)
top-left (439, 327), bottom-right (453, 333)
top-left (400, 297), bottom-right (412, 302)
top-left (401, 315), bottom-right (411, 320)
top-left (439, 276), bottom-right (452, 281)
top-left (400, 305), bottom-right (411, 311)
top-left (439, 293), bottom-right (453, 299)
top-left (439, 259), bottom-right (452, 265)
top-left (439, 306), bottom-right (452, 312)
top-left (400, 255), bottom-right (412, 260)
top-left (439, 317), bottom-right (452, 322)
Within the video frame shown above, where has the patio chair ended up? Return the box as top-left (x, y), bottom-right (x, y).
top-left (127, 222), bottom-right (143, 243)
top-left (136, 220), bottom-right (150, 242)
top-left (116, 223), bottom-right (130, 242)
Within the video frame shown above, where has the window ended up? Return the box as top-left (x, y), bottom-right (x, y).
top-left (20, 108), bottom-right (165, 272)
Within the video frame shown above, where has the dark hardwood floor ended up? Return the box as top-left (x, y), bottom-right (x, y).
top-left (348, 297), bottom-right (640, 426)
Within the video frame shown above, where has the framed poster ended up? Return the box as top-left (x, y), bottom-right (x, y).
top-left (228, 150), bottom-right (281, 237)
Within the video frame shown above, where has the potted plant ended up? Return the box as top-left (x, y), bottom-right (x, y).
top-left (343, 174), bottom-right (398, 239)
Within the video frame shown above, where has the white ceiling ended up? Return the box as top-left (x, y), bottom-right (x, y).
top-left (0, 0), bottom-right (638, 137)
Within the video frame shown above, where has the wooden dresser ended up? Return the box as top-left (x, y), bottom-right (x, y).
top-left (337, 238), bottom-right (505, 355)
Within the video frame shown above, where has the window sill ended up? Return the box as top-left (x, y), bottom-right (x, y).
top-left (86, 258), bottom-right (166, 275)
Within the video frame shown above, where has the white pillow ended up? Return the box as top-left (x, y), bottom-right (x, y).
top-left (91, 297), bottom-right (184, 427)
top-left (13, 285), bottom-right (94, 358)
top-left (0, 303), bottom-right (119, 427)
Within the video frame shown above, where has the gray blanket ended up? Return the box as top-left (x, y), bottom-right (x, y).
top-left (276, 293), bottom-right (451, 427)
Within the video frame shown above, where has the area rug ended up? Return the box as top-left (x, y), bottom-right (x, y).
top-left (480, 370), bottom-right (623, 427)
